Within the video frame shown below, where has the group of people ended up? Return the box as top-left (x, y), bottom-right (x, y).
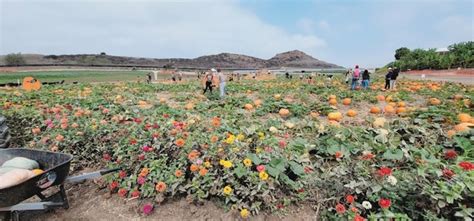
top-left (202, 68), bottom-right (227, 98)
top-left (345, 65), bottom-right (371, 90)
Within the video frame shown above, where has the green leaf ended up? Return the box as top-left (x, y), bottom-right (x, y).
top-left (233, 165), bottom-right (247, 178)
top-left (383, 149), bottom-right (404, 160)
top-left (288, 161), bottom-right (305, 176)
top-left (248, 153), bottom-right (262, 165)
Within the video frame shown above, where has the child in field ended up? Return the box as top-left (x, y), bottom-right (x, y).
top-left (203, 71), bottom-right (214, 94)
top-left (351, 65), bottom-right (360, 90)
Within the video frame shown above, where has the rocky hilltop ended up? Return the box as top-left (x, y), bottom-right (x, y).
top-left (0, 50), bottom-right (342, 69)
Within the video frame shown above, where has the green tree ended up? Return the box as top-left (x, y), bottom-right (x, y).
top-left (4, 53), bottom-right (26, 66)
top-left (395, 47), bottom-right (410, 60)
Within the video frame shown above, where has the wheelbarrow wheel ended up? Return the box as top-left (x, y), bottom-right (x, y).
top-left (0, 115), bottom-right (10, 149)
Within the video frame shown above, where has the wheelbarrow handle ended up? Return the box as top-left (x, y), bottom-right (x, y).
top-left (65, 167), bottom-right (120, 184)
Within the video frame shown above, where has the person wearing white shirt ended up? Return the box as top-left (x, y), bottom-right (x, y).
top-left (217, 69), bottom-right (226, 98)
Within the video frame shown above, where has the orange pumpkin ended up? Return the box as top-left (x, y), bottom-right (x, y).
top-left (447, 130), bottom-right (456, 138)
top-left (458, 113), bottom-right (471, 123)
top-left (396, 107), bottom-right (406, 114)
top-left (429, 98), bottom-right (441, 105)
top-left (329, 98), bottom-right (337, 105)
top-left (346, 109), bottom-right (357, 117)
top-left (370, 106), bottom-right (381, 114)
top-left (254, 99), bottom-right (262, 107)
top-left (328, 112), bottom-right (343, 121)
top-left (397, 101), bottom-right (406, 107)
top-left (22, 77), bottom-right (42, 91)
top-left (454, 123), bottom-right (473, 132)
top-left (328, 95), bottom-right (337, 100)
top-left (244, 103), bottom-right (254, 110)
top-left (376, 95), bottom-right (385, 102)
top-left (279, 108), bottom-right (290, 118)
top-left (274, 94), bottom-right (281, 100)
top-left (342, 98), bottom-right (351, 105)
top-left (384, 105), bottom-right (395, 114)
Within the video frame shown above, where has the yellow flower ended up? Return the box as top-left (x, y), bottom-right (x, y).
top-left (225, 135), bottom-right (236, 144)
top-left (259, 171), bottom-right (269, 181)
top-left (204, 161), bottom-right (211, 168)
top-left (223, 185), bottom-right (233, 195)
top-left (223, 161), bottom-right (233, 168)
top-left (258, 132), bottom-right (264, 140)
top-left (256, 147), bottom-right (262, 154)
top-left (243, 158), bottom-right (252, 167)
top-left (240, 208), bottom-right (249, 218)
top-left (236, 134), bottom-right (245, 141)
top-left (232, 147), bottom-right (240, 152)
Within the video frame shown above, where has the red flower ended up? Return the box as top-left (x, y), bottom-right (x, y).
top-left (118, 188), bottom-right (128, 198)
top-left (459, 161), bottom-right (474, 171)
top-left (134, 118), bottom-right (142, 124)
top-left (335, 203), bottom-right (346, 214)
top-left (109, 181), bottom-right (118, 191)
top-left (144, 124), bottom-right (152, 131)
top-left (138, 154), bottom-right (145, 161)
top-left (335, 151), bottom-right (343, 159)
top-left (279, 140), bottom-right (287, 148)
top-left (378, 167), bottom-right (392, 176)
top-left (354, 214), bottom-right (365, 221)
top-left (142, 203), bottom-right (154, 215)
top-left (142, 145), bottom-right (153, 152)
top-left (119, 170), bottom-right (127, 179)
top-left (130, 139), bottom-right (137, 145)
top-left (103, 153), bottom-right (111, 161)
top-left (277, 203), bottom-right (284, 209)
top-left (297, 188), bottom-right (305, 193)
top-left (346, 195), bottom-right (355, 204)
top-left (257, 165), bottom-right (265, 172)
top-left (361, 152), bottom-right (375, 160)
top-left (152, 123), bottom-right (159, 129)
top-left (152, 133), bottom-right (160, 139)
top-left (131, 190), bottom-right (140, 198)
top-left (137, 176), bottom-right (146, 185)
top-left (442, 168), bottom-right (455, 179)
top-left (444, 149), bottom-right (457, 160)
top-left (163, 114), bottom-right (169, 118)
top-left (378, 198), bottom-right (391, 209)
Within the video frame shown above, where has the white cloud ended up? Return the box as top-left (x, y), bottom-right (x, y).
top-left (0, 0), bottom-right (326, 59)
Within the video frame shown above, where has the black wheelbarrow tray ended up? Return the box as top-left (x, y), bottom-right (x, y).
top-left (0, 148), bottom-right (118, 219)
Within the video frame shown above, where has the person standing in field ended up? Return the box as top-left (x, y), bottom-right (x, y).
top-left (362, 69), bottom-right (370, 89)
top-left (384, 68), bottom-right (392, 90)
top-left (178, 71), bottom-right (183, 81)
top-left (344, 69), bottom-right (352, 84)
top-left (351, 65), bottom-right (360, 90)
top-left (203, 71), bottom-right (214, 94)
top-left (217, 69), bottom-right (226, 98)
top-left (146, 72), bottom-right (152, 84)
top-left (390, 67), bottom-right (399, 90)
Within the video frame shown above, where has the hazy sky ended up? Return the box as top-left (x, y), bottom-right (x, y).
top-left (1, 0), bottom-right (473, 67)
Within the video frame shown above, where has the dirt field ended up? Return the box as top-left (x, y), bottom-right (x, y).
top-left (401, 68), bottom-right (474, 85)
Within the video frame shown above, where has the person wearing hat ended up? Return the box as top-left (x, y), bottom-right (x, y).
top-left (384, 67), bottom-right (393, 90)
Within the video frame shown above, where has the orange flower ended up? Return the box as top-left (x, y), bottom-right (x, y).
top-left (212, 117), bottom-right (221, 127)
top-left (199, 167), bottom-right (208, 176)
top-left (335, 151), bottom-right (343, 159)
top-left (55, 134), bottom-right (64, 142)
top-left (188, 150), bottom-right (200, 161)
top-left (155, 181), bottom-right (167, 192)
top-left (175, 169), bottom-right (183, 177)
top-left (190, 164), bottom-right (199, 172)
top-left (139, 168), bottom-right (149, 177)
top-left (176, 138), bottom-right (185, 147)
top-left (32, 127), bottom-right (41, 135)
top-left (210, 135), bottom-right (219, 143)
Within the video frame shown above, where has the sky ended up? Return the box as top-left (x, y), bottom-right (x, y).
top-left (1, 0), bottom-right (473, 67)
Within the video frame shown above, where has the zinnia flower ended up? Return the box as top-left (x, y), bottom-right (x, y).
top-left (442, 168), bottom-right (455, 179)
top-left (118, 188), bottom-right (128, 198)
top-left (444, 149), bottom-right (457, 160)
top-left (176, 138), bottom-right (185, 147)
top-left (142, 203), bottom-right (154, 215)
top-left (240, 208), bottom-right (249, 218)
top-left (118, 171), bottom-right (127, 179)
top-left (378, 167), bottom-right (392, 176)
top-left (362, 201), bottom-right (372, 209)
top-left (256, 165), bottom-right (265, 172)
top-left (139, 168), bottom-right (149, 177)
top-left (109, 181), bottom-right (118, 191)
top-left (259, 171), bottom-right (269, 181)
top-left (346, 195), bottom-right (355, 204)
top-left (243, 158), bottom-right (252, 167)
top-left (131, 190), bottom-right (140, 198)
top-left (223, 186), bottom-right (233, 195)
top-left (459, 161), bottom-right (474, 171)
top-left (155, 181), bottom-right (167, 193)
top-left (335, 151), bottom-right (343, 159)
top-left (335, 203), bottom-right (346, 214)
top-left (199, 168), bottom-right (208, 176)
top-left (378, 198), bottom-right (391, 209)
top-left (175, 169), bottom-right (183, 177)
top-left (137, 176), bottom-right (146, 185)
top-left (354, 214), bottom-right (366, 221)
top-left (190, 164), bottom-right (199, 172)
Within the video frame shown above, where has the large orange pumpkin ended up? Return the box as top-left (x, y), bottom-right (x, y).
top-left (458, 113), bottom-right (471, 123)
top-left (328, 112), bottom-right (343, 121)
top-left (346, 109), bottom-right (357, 117)
top-left (22, 77), bottom-right (42, 91)
top-left (244, 103), bottom-right (254, 110)
top-left (329, 98), bottom-right (337, 105)
top-left (396, 107), bottom-right (406, 114)
top-left (370, 106), bottom-right (381, 114)
top-left (376, 95), bottom-right (385, 102)
top-left (254, 99), bottom-right (263, 107)
top-left (342, 98), bottom-right (351, 105)
top-left (429, 98), bottom-right (441, 105)
top-left (279, 108), bottom-right (290, 118)
top-left (397, 101), bottom-right (406, 107)
top-left (384, 105), bottom-right (395, 114)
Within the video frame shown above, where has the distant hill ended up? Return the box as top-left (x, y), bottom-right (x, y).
top-left (0, 50), bottom-right (342, 69)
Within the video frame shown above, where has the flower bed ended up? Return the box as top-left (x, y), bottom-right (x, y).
top-left (1, 77), bottom-right (473, 220)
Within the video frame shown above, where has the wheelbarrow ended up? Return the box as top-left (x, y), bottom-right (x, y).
top-left (0, 148), bottom-right (119, 221)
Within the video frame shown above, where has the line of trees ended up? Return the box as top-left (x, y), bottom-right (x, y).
top-left (4, 53), bottom-right (26, 66)
top-left (386, 41), bottom-right (473, 71)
